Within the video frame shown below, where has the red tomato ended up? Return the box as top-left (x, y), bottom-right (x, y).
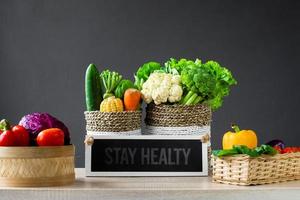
top-left (37, 128), bottom-right (64, 146)
top-left (0, 130), bottom-right (15, 146)
top-left (12, 125), bottom-right (30, 146)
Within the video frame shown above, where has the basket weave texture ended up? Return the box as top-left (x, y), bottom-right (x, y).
top-left (0, 145), bottom-right (75, 187)
top-left (85, 111), bottom-right (142, 132)
top-left (212, 152), bottom-right (300, 185)
top-left (145, 103), bottom-right (212, 127)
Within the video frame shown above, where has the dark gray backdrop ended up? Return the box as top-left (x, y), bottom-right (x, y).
top-left (0, 0), bottom-right (299, 167)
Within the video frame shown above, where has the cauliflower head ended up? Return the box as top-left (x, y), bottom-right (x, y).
top-left (141, 72), bottom-right (183, 105)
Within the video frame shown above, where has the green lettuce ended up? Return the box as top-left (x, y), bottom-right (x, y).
top-left (114, 79), bottom-right (135, 99)
top-left (134, 62), bottom-right (162, 90)
top-left (179, 59), bottom-right (237, 110)
top-left (164, 58), bottom-right (197, 74)
top-left (213, 145), bottom-right (277, 157)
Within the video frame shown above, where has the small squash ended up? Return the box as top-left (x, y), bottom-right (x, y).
top-left (100, 96), bottom-right (124, 112)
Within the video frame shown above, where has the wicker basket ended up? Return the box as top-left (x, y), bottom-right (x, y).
top-left (212, 152), bottom-right (300, 185)
top-left (0, 145), bottom-right (75, 187)
top-left (84, 111), bottom-right (142, 135)
top-left (145, 103), bottom-right (212, 135)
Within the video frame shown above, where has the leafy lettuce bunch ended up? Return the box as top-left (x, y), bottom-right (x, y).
top-left (165, 58), bottom-right (237, 110)
top-left (134, 62), bottom-right (162, 90)
top-left (213, 145), bottom-right (278, 157)
top-left (164, 58), bottom-right (196, 74)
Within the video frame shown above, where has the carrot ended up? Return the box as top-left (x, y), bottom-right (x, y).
top-left (124, 88), bottom-right (141, 111)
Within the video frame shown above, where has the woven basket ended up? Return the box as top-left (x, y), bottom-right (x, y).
top-left (145, 103), bottom-right (211, 127)
top-left (145, 103), bottom-right (212, 171)
top-left (212, 152), bottom-right (300, 185)
top-left (145, 103), bottom-right (212, 135)
top-left (84, 111), bottom-right (142, 134)
top-left (0, 145), bottom-right (75, 187)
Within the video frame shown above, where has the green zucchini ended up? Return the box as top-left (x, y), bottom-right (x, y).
top-left (85, 64), bottom-right (102, 111)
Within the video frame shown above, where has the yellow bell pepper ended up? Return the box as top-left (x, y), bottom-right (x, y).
top-left (222, 124), bottom-right (258, 150)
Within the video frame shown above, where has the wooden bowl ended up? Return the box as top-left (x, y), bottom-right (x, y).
top-left (0, 145), bottom-right (75, 187)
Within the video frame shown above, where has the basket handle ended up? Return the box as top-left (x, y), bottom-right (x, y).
top-left (200, 134), bottom-right (210, 143)
top-left (84, 136), bottom-right (94, 146)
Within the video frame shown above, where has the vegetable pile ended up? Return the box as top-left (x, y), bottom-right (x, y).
top-left (85, 64), bottom-right (141, 112)
top-left (85, 58), bottom-right (236, 111)
top-left (19, 112), bottom-right (70, 145)
top-left (213, 124), bottom-right (300, 157)
top-left (265, 139), bottom-right (300, 154)
top-left (0, 113), bottom-right (70, 146)
top-left (134, 58), bottom-right (237, 110)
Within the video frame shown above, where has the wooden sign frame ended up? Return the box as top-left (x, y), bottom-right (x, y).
top-left (85, 134), bottom-right (208, 176)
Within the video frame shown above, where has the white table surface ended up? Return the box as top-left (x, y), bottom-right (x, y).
top-left (0, 168), bottom-right (299, 200)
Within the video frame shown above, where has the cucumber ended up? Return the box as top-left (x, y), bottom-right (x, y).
top-left (85, 64), bottom-right (102, 111)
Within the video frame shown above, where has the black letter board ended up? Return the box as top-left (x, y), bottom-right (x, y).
top-left (85, 135), bottom-right (208, 176)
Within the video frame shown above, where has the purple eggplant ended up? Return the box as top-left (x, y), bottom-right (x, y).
top-left (265, 139), bottom-right (285, 149)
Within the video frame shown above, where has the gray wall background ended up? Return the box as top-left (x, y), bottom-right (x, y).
top-left (0, 0), bottom-right (299, 167)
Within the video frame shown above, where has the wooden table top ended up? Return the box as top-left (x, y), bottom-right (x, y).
top-left (0, 168), bottom-right (299, 200)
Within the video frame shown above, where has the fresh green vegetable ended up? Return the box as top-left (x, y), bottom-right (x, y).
top-left (134, 62), bottom-right (162, 90)
top-left (114, 79), bottom-right (135, 99)
top-left (164, 58), bottom-right (196, 74)
top-left (100, 70), bottom-right (122, 99)
top-left (213, 145), bottom-right (277, 157)
top-left (254, 144), bottom-right (278, 155)
top-left (85, 64), bottom-right (102, 111)
top-left (212, 148), bottom-right (239, 157)
top-left (0, 119), bottom-right (8, 131)
top-left (179, 59), bottom-right (237, 109)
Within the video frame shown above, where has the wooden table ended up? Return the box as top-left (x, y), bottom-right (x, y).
top-left (0, 168), bottom-right (299, 200)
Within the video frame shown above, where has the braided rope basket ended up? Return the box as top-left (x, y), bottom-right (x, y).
top-left (212, 152), bottom-right (300, 185)
top-left (145, 103), bottom-right (212, 172)
top-left (0, 145), bottom-right (75, 187)
top-left (145, 103), bottom-right (212, 135)
top-left (84, 111), bottom-right (142, 134)
top-left (145, 103), bottom-right (212, 127)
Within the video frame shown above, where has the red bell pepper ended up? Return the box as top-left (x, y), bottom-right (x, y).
top-left (0, 119), bottom-right (30, 146)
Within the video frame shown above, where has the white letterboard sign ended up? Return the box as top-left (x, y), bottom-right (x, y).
top-left (85, 135), bottom-right (208, 176)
